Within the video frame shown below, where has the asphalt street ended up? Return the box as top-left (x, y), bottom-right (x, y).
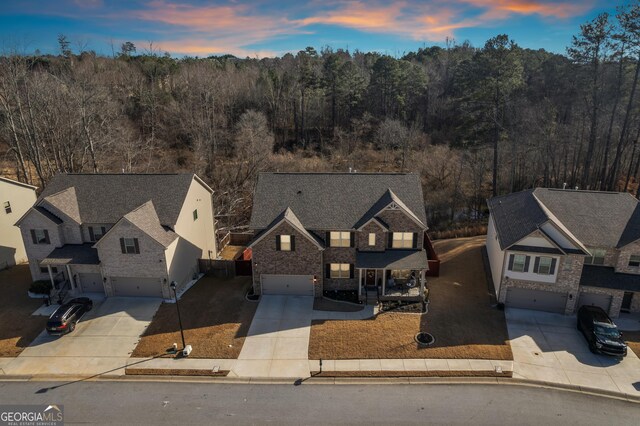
top-left (0, 381), bottom-right (638, 425)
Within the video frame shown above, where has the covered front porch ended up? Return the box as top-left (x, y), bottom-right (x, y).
top-left (356, 250), bottom-right (429, 302)
top-left (40, 244), bottom-right (103, 303)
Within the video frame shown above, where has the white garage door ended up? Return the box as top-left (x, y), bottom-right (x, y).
top-left (262, 274), bottom-right (314, 296)
top-left (577, 292), bottom-right (612, 313)
top-left (112, 277), bottom-right (163, 297)
top-left (78, 273), bottom-right (104, 294)
top-left (506, 288), bottom-right (567, 313)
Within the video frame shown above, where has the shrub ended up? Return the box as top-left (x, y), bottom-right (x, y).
top-left (29, 280), bottom-right (52, 295)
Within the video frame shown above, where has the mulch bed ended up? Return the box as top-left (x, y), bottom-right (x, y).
top-left (310, 370), bottom-right (512, 378)
top-left (309, 236), bottom-right (513, 360)
top-left (0, 265), bottom-right (49, 357)
top-left (125, 368), bottom-right (228, 377)
top-left (623, 330), bottom-right (640, 356)
top-left (313, 298), bottom-right (364, 312)
top-left (132, 275), bottom-right (257, 359)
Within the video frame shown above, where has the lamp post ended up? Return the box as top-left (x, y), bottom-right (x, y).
top-left (170, 281), bottom-right (191, 356)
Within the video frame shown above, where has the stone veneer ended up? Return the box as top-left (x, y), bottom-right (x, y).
top-left (251, 221), bottom-right (324, 297)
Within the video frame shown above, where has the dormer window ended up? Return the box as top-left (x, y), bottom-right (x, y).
top-left (368, 233), bottom-right (376, 246)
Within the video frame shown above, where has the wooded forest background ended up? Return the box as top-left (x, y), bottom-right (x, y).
top-left (1, 5), bottom-right (640, 233)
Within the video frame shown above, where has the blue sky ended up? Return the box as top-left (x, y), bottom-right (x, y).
top-left (0, 1), bottom-right (626, 57)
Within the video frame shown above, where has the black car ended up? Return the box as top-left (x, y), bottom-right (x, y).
top-left (46, 297), bottom-right (93, 335)
top-left (577, 305), bottom-right (627, 357)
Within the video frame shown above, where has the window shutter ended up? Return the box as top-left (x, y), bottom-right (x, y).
top-left (550, 258), bottom-right (557, 274)
top-left (524, 256), bottom-right (530, 272)
top-left (101, 226), bottom-right (106, 235)
top-left (412, 233), bottom-right (418, 248)
top-left (350, 232), bottom-right (355, 247)
top-left (134, 238), bottom-right (140, 254)
top-left (30, 229), bottom-right (37, 244)
top-left (89, 226), bottom-right (95, 241)
top-left (388, 233), bottom-right (393, 248)
top-left (326, 263), bottom-right (331, 279)
top-left (120, 238), bottom-right (126, 254)
top-left (533, 257), bottom-right (540, 273)
top-left (325, 232), bottom-right (330, 245)
top-left (43, 230), bottom-right (50, 244)
top-left (290, 235), bottom-right (296, 251)
top-left (275, 235), bottom-right (281, 251)
top-left (507, 254), bottom-right (514, 271)
top-left (349, 264), bottom-right (354, 279)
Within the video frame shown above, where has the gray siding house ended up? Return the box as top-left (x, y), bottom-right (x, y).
top-left (248, 172), bottom-right (430, 303)
top-left (0, 177), bottom-right (37, 269)
top-left (16, 173), bottom-right (216, 299)
top-left (487, 188), bottom-right (640, 318)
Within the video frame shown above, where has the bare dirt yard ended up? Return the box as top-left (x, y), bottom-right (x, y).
top-left (308, 236), bottom-right (513, 360)
top-left (0, 265), bottom-right (48, 357)
top-left (624, 331), bottom-right (640, 356)
top-left (132, 275), bottom-right (258, 359)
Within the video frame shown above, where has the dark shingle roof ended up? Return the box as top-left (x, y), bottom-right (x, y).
top-left (249, 173), bottom-right (427, 230)
top-left (579, 265), bottom-right (640, 292)
top-left (41, 244), bottom-right (99, 265)
top-left (356, 250), bottom-right (429, 270)
top-left (488, 188), bottom-right (640, 250)
top-left (38, 174), bottom-right (196, 226)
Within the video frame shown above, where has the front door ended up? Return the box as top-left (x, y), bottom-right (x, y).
top-left (621, 292), bottom-right (633, 313)
top-left (365, 270), bottom-right (376, 287)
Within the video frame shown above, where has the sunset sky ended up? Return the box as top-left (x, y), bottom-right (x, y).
top-left (0, 0), bottom-right (626, 57)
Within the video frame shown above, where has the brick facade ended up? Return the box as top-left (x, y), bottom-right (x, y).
top-left (356, 221), bottom-right (387, 252)
top-left (377, 209), bottom-right (424, 250)
top-left (578, 286), bottom-right (624, 318)
top-left (615, 240), bottom-right (640, 274)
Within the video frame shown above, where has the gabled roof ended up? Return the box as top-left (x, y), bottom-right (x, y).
top-left (249, 173), bottom-right (427, 230)
top-left (0, 176), bottom-right (37, 190)
top-left (249, 207), bottom-right (324, 249)
top-left (42, 187), bottom-right (81, 224)
top-left (488, 188), bottom-right (640, 251)
top-left (95, 201), bottom-right (177, 248)
top-left (15, 205), bottom-right (63, 226)
top-left (356, 250), bottom-right (429, 270)
top-left (37, 173), bottom-right (202, 226)
top-left (355, 188), bottom-right (425, 229)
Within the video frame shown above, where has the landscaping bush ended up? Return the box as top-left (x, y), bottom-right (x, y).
top-left (323, 290), bottom-right (361, 304)
top-left (29, 280), bottom-right (52, 295)
top-left (380, 300), bottom-right (425, 313)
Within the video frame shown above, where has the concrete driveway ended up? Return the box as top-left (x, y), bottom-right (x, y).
top-left (2, 297), bottom-right (161, 377)
top-left (233, 295), bottom-right (314, 378)
top-left (507, 308), bottom-right (640, 395)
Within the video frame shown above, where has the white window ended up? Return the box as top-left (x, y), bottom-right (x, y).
top-left (123, 238), bottom-right (138, 254)
top-left (368, 233), bottom-right (376, 246)
top-left (511, 254), bottom-right (527, 272)
top-left (279, 235), bottom-right (292, 251)
top-left (330, 231), bottom-right (351, 247)
top-left (33, 229), bottom-right (49, 244)
top-left (89, 226), bottom-right (106, 242)
top-left (536, 257), bottom-right (553, 275)
top-left (3, 201), bottom-right (11, 214)
top-left (629, 255), bottom-right (640, 267)
top-left (330, 263), bottom-right (351, 279)
top-left (585, 248), bottom-right (606, 265)
top-left (392, 232), bottom-right (414, 249)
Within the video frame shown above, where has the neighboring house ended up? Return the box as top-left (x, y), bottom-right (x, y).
top-left (487, 188), bottom-right (640, 318)
top-left (248, 172), bottom-right (430, 302)
top-left (15, 173), bottom-right (216, 299)
top-left (0, 177), bottom-right (37, 269)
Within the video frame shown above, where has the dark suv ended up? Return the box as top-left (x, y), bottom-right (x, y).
top-left (577, 305), bottom-right (627, 357)
top-left (46, 297), bottom-right (93, 335)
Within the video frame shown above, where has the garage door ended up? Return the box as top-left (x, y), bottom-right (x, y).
top-left (577, 292), bottom-right (612, 312)
top-left (111, 277), bottom-right (163, 297)
top-left (506, 288), bottom-right (567, 313)
top-left (78, 273), bottom-right (104, 294)
top-left (261, 274), bottom-right (314, 296)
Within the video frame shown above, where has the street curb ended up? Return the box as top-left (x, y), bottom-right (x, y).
top-left (1, 374), bottom-right (638, 402)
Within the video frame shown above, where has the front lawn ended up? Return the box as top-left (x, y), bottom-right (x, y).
top-left (624, 330), bottom-right (640, 356)
top-left (132, 275), bottom-right (257, 359)
top-left (308, 236), bottom-right (513, 360)
top-left (0, 265), bottom-right (49, 357)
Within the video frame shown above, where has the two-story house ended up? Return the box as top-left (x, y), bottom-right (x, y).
top-left (0, 176), bottom-right (37, 270)
top-left (15, 173), bottom-right (216, 299)
top-left (248, 172), bottom-right (430, 303)
top-left (487, 188), bottom-right (640, 318)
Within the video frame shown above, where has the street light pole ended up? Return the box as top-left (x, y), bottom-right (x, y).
top-left (170, 281), bottom-right (190, 355)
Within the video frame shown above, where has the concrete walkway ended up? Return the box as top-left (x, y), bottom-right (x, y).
top-left (507, 308), bottom-right (640, 396)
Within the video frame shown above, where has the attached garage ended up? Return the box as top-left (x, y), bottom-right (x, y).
top-left (261, 274), bottom-right (314, 296)
top-left (111, 277), bottom-right (164, 297)
top-left (78, 273), bottom-right (104, 294)
top-left (577, 292), bottom-right (612, 313)
top-left (506, 288), bottom-right (568, 313)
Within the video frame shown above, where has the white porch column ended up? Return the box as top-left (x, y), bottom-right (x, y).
top-left (66, 265), bottom-right (76, 290)
top-left (47, 265), bottom-right (55, 288)
top-left (420, 269), bottom-right (426, 294)
top-left (358, 269), bottom-right (363, 296)
top-left (382, 268), bottom-right (386, 295)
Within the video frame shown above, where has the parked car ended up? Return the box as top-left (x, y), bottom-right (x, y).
top-left (46, 297), bottom-right (93, 335)
top-left (577, 305), bottom-right (627, 357)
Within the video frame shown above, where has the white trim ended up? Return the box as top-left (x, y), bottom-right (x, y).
top-left (92, 217), bottom-right (169, 250)
top-left (0, 176), bottom-right (37, 190)
top-left (356, 216), bottom-right (388, 231)
top-left (507, 226), bottom-right (567, 255)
